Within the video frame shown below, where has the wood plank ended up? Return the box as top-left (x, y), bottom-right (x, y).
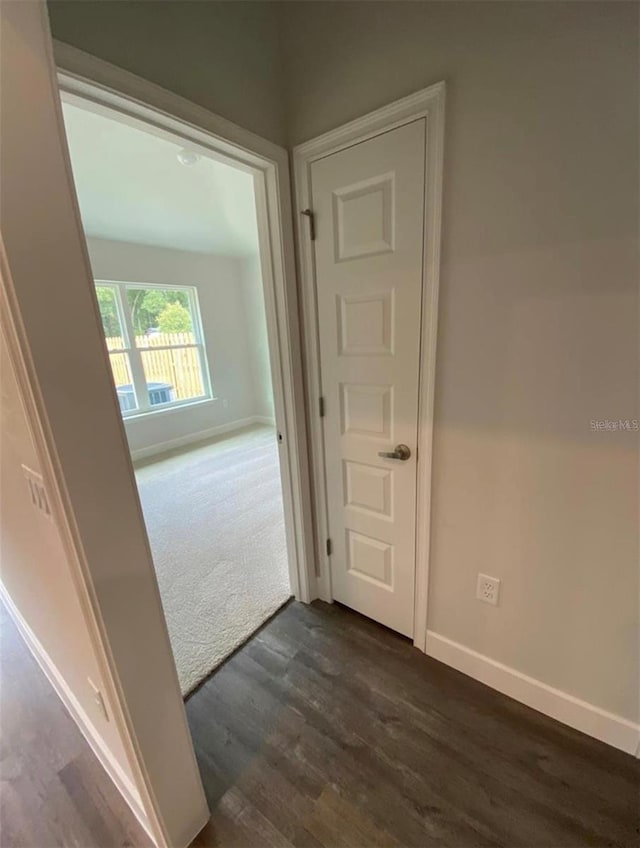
top-left (187, 601), bottom-right (640, 848)
top-left (3, 598), bottom-right (638, 847)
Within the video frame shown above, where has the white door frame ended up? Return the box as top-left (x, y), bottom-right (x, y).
top-left (54, 41), bottom-right (316, 604)
top-left (293, 84), bottom-right (446, 651)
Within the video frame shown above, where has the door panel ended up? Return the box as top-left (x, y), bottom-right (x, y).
top-left (311, 120), bottom-right (426, 636)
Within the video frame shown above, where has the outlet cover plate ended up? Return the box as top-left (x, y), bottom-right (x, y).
top-left (21, 464), bottom-right (52, 521)
top-left (477, 573), bottom-right (500, 606)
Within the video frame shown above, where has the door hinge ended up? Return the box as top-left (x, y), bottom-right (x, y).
top-left (326, 538), bottom-right (333, 556)
top-left (301, 208), bottom-right (316, 241)
top-left (319, 395), bottom-right (325, 417)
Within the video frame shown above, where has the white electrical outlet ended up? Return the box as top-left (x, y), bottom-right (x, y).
top-left (477, 573), bottom-right (500, 606)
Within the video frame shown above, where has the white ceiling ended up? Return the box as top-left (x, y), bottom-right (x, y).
top-left (62, 101), bottom-right (259, 256)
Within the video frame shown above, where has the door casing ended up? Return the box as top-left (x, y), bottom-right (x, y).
top-left (54, 41), bottom-right (315, 606)
top-left (293, 84), bottom-right (446, 651)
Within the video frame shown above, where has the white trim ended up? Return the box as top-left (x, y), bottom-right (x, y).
top-left (129, 415), bottom-right (274, 462)
top-left (292, 82), bottom-right (446, 634)
top-left (53, 41), bottom-right (284, 167)
top-left (0, 583), bottom-right (154, 839)
top-left (53, 40), bottom-right (315, 606)
top-left (251, 168), bottom-right (312, 602)
top-left (294, 85), bottom-right (445, 162)
top-left (122, 396), bottom-right (219, 422)
top-left (426, 630), bottom-right (640, 757)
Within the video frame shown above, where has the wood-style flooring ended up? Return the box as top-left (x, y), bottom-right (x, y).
top-left (188, 601), bottom-right (639, 847)
top-left (0, 603), bottom-right (150, 847)
top-left (1, 598), bottom-right (638, 847)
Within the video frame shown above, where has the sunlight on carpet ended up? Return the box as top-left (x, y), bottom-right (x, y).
top-left (134, 426), bottom-right (291, 696)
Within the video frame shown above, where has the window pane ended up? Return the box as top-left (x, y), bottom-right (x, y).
top-left (126, 287), bottom-right (195, 347)
top-left (108, 353), bottom-right (138, 412)
top-left (140, 348), bottom-right (205, 404)
top-left (96, 286), bottom-right (124, 350)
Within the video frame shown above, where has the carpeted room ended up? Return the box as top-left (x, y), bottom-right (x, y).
top-left (134, 425), bottom-right (289, 695)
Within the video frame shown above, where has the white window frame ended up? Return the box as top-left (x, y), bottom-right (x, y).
top-left (96, 279), bottom-right (213, 417)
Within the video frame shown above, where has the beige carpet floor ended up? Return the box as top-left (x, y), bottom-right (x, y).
top-left (134, 425), bottom-right (291, 696)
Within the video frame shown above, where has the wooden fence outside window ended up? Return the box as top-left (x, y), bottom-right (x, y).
top-left (106, 332), bottom-right (205, 401)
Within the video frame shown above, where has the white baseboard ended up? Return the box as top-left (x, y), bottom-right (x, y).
top-left (130, 415), bottom-right (274, 462)
top-left (425, 630), bottom-right (640, 756)
top-left (0, 583), bottom-right (155, 841)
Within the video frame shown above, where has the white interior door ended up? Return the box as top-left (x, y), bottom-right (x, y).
top-left (311, 120), bottom-right (426, 637)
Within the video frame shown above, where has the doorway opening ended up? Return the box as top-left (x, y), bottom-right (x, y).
top-left (60, 93), bottom-right (293, 696)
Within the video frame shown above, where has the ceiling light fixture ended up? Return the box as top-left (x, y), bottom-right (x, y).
top-left (177, 149), bottom-right (200, 166)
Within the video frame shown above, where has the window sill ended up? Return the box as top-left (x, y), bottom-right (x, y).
top-left (122, 396), bottom-right (218, 422)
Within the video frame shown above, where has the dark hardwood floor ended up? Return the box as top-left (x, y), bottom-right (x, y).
top-left (0, 603), bottom-right (150, 848)
top-left (187, 601), bottom-right (639, 848)
top-left (1, 598), bottom-right (638, 847)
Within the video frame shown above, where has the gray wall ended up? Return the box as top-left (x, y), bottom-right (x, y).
top-left (280, 1), bottom-right (639, 721)
top-left (241, 254), bottom-right (276, 422)
top-left (86, 238), bottom-right (271, 457)
top-left (48, 0), bottom-right (286, 145)
top-left (47, 0), bottom-right (639, 722)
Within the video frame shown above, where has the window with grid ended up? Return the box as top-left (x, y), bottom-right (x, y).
top-left (95, 281), bottom-right (211, 417)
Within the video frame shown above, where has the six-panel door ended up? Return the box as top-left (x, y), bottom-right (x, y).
top-left (311, 119), bottom-right (426, 636)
